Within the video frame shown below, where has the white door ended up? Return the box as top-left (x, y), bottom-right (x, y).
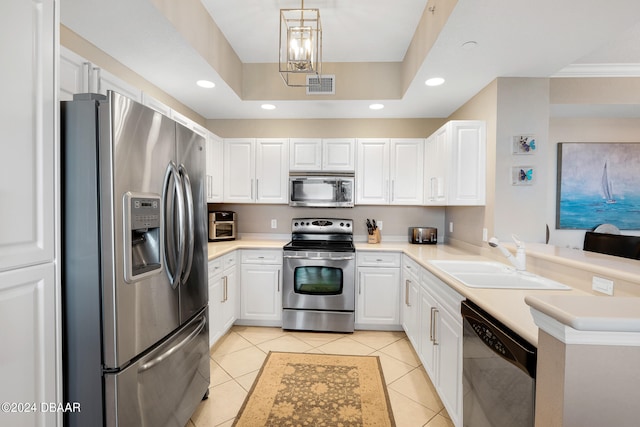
top-left (59, 47), bottom-right (90, 101)
top-left (424, 128), bottom-right (448, 205)
top-left (208, 264), bottom-right (224, 346)
top-left (390, 139), bottom-right (424, 205)
top-left (356, 268), bottom-right (400, 325)
top-left (419, 287), bottom-right (438, 380)
top-left (240, 265), bottom-right (282, 322)
top-left (206, 134), bottom-right (224, 203)
top-left (224, 139), bottom-right (256, 203)
top-left (437, 308), bottom-right (463, 426)
top-left (256, 138), bottom-right (288, 204)
top-left (95, 67), bottom-right (142, 102)
top-left (221, 265), bottom-right (237, 331)
top-left (323, 138), bottom-right (355, 171)
top-left (289, 138), bottom-right (322, 171)
top-left (448, 121), bottom-right (486, 205)
top-left (356, 139), bottom-right (389, 204)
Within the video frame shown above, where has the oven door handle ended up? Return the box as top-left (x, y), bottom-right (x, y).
top-left (283, 255), bottom-right (355, 261)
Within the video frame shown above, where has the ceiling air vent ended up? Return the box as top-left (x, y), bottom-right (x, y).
top-left (306, 75), bottom-right (335, 95)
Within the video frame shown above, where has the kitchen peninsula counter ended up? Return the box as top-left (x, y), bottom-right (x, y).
top-left (207, 238), bottom-right (640, 347)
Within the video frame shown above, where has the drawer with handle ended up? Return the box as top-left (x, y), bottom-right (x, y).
top-left (356, 251), bottom-right (401, 267)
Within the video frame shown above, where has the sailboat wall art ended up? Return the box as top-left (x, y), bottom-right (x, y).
top-left (556, 142), bottom-right (640, 230)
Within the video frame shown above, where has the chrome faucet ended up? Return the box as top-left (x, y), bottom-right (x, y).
top-left (488, 235), bottom-right (526, 271)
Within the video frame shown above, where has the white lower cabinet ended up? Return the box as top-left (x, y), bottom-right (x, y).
top-left (356, 252), bottom-right (401, 329)
top-left (208, 252), bottom-right (237, 347)
top-left (418, 267), bottom-right (464, 427)
top-left (239, 250), bottom-right (283, 326)
top-left (401, 255), bottom-right (421, 348)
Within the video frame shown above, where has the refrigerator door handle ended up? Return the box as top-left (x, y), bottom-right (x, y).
top-left (178, 164), bottom-right (195, 285)
top-left (138, 314), bottom-right (206, 372)
top-left (163, 161), bottom-right (185, 289)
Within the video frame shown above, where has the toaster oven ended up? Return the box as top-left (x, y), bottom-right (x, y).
top-left (208, 211), bottom-right (236, 241)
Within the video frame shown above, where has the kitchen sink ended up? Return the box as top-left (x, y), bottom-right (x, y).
top-left (428, 260), bottom-right (571, 290)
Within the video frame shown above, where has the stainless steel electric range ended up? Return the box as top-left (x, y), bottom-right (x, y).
top-left (282, 218), bottom-right (356, 333)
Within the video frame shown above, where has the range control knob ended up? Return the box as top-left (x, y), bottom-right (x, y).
top-left (340, 222), bottom-right (344, 227)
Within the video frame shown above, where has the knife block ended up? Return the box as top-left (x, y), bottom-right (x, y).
top-left (368, 229), bottom-right (381, 244)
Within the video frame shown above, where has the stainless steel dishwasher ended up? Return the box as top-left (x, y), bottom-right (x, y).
top-left (461, 300), bottom-right (537, 427)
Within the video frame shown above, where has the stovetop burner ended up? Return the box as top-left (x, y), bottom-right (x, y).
top-left (283, 218), bottom-right (355, 253)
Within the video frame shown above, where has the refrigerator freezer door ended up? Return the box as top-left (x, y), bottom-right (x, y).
top-left (175, 123), bottom-right (208, 323)
top-left (103, 310), bottom-right (210, 427)
top-left (102, 91), bottom-right (180, 368)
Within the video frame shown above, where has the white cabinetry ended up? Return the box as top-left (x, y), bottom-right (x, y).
top-left (289, 138), bottom-right (355, 171)
top-left (401, 255), bottom-right (421, 348)
top-left (224, 138), bottom-right (288, 204)
top-left (59, 47), bottom-right (141, 102)
top-left (418, 268), bottom-right (464, 427)
top-left (424, 121), bottom-right (486, 206)
top-left (356, 139), bottom-right (424, 205)
top-left (1, 1), bottom-right (59, 425)
top-left (239, 250), bottom-right (283, 325)
top-left (207, 252), bottom-right (237, 347)
top-left (206, 134), bottom-right (223, 203)
top-left (356, 252), bottom-right (401, 329)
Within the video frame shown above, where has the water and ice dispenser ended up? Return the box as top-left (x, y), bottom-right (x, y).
top-left (124, 192), bottom-right (162, 283)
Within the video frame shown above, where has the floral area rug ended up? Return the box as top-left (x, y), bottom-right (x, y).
top-left (232, 351), bottom-right (396, 427)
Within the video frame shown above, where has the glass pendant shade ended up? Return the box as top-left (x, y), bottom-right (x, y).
top-left (279, 4), bottom-right (322, 87)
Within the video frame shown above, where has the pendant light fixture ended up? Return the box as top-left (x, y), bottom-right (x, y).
top-left (279, 0), bottom-right (322, 87)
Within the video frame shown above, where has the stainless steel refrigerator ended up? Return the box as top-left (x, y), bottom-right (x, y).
top-left (61, 91), bottom-right (209, 426)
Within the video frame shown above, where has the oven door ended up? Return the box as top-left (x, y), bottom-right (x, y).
top-left (283, 252), bottom-right (355, 311)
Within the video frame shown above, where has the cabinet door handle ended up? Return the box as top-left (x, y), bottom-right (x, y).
top-left (405, 280), bottom-right (411, 306)
top-left (430, 307), bottom-right (436, 343)
top-left (431, 307), bottom-right (439, 346)
top-left (224, 276), bottom-right (228, 302)
top-left (256, 179), bottom-right (259, 201)
top-left (277, 269), bottom-right (280, 292)
top-left (358, 272), bottom-right (363, 295)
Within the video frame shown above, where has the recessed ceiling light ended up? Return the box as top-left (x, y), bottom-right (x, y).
top-left (425, 77), bottom-right (445, 87)
top-left (196, 80), bottom-right (215, 89)
top-left (261, 104), bottom-right (276, 110)
top-left (369, 103), bottom-right (384, 110)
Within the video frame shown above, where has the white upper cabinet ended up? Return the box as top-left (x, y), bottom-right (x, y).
top-left (224, 138), bottom-right (288, 204)
top-left (255, 138), bottom-right (289, 203)
top-left (322, 138), bottom-right (356, 171)
top-left (356, 138), bottom-right (424, 205)
top-left (224, 139), bottom-right (255, 203)
top-left (390, 139), bottom-right (424, 205)
top-left (290, 138), bottom-right (322, 171)
top-left (290, 138), bottom-right (355, 171)
top-left (59, 47), bottom-right (141, 102)
top-left (141, 93), bottom-right (172, 116)
top-left (60, 47), bottom-right (90, 101)
top-left (356, 139), bottom-right (390, 204)
top-left (424, 121), bottom-right (486, 206)
top-left (206, 133), bottom-right (223, 203)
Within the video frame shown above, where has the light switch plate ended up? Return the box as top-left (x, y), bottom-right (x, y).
top-left (271, 219), bottom-right (277, 229)
top-left (592, 276), bottom-right (614, 296)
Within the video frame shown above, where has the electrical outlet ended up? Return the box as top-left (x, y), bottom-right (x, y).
top-left (482, 228), bottom-right (488, 242)
top-left (449, 222), bottom-right (454, 233)
top-left (592, 276), bottom-right (614, 296)
top-left (377, 220), bottom-right (383, 230)
top-left (271, 219), bottom-right (277, 229)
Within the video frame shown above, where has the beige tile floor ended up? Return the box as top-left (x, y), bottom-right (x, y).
top-left (186, 326), bottom-right (453, 427)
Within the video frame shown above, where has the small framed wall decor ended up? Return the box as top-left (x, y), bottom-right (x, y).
top-left (512, 166), bottom-right (534, 185)
top-left (512, 135), bottom-right (536, 154)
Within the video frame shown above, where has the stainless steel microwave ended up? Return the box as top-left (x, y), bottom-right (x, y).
top-left (289, 173), bottom-right (354, 207)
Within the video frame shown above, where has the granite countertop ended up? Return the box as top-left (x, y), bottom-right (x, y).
top-left (207, 238), bottom-right (640, 347)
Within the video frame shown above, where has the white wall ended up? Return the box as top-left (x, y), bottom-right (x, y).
top-left (494, 78), bottom-right (551, 243)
